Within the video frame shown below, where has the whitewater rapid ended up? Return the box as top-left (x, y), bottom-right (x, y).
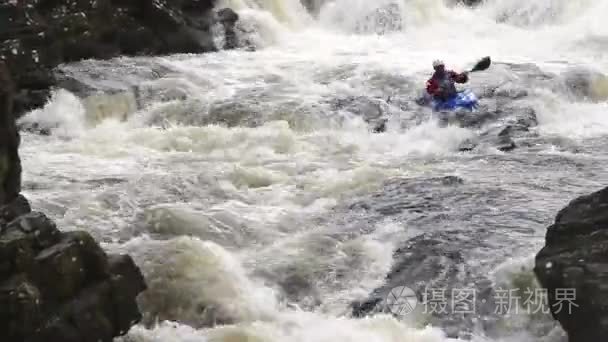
top-left (17, 0), bottom-right (608, 341)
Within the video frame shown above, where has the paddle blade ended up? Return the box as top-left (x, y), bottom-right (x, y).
top-left (470, 56), bottom-right (491, 72)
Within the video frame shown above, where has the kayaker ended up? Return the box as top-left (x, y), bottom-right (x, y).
top-left (426, 60), bottom-right (469, 101)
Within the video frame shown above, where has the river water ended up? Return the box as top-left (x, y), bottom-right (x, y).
top-left (16, 0), bottom-right (608, 341)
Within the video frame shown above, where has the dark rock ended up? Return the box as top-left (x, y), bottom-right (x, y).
top-left (371, 119), bottom-right (387, 133)
top-left (329, 95), bottom-right (391, 131)
top-left (1, 17), bottom-right (147, 342)
top-left (458, 139), bottom-right (478, 152)
top-left (535, 186), bottom-right (608, 341)
top-left (454, 0), bottom-right (483, 6)
top-left (0, 0), bottom-right (232, 118)
top-left (496, 134), bottom-right (517, 152)
top-left (0, 194), bottom-right (31, 223)
top-left (33, 231), bottom-right (109, 301)
top-left (34, 240), bottom-right (89, 301)
top-left (300, 0), bottom-right (322, 15)
top-left (0, 210), bottom-right (146, 342)
top-left (0, 61), bottom-right (21, 205)
top-left (206, 101), bottom-right (264, 127)
top-left (218, 8), bottom-right (239, 24)
top-left (108, 254), bottom-right (147, 335)
top-left (13, 89), bottom-right (52, 116)
top-left (497, 141), bottom-right (517, 152)
top-left (0, 275), bottom-right (42, 341)
top-left (6, 211), bottom-right (61, 249)
top-left (347, 176), bottom-right (465, 216)
top-left (32, 280), bottom-right (115, 342)
top-left (352, 235), bottom-right (466, 318)
top-left (451, 103), bottom-right (538, 152)
top-left (218, 8), bottom-right (239, 50)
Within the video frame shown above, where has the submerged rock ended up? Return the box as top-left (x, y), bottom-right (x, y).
top-left (300, 0), bottom-right (323, 16)
top-left (345, 174), bottom-right (562, 338)
top-left (458, 0), bottom-right (483, 6)
top-left (535, 186), bottom-right (608, 342)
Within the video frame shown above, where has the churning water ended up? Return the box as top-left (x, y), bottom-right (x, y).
top-left (17, 0), bottom-right (608, 341)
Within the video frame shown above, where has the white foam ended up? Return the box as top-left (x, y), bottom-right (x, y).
top-left (118, 236), bottom-right (279, 328)
top-left (533, 89), bottom-right (608, 138)
top-left (121, 313), bottom-right (460, 342)
top-left (18, 89), bottom-right (87, 138)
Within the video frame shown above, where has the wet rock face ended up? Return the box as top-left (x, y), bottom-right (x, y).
top-left (0, 203), bottom-right (146, 342)
top-left (0, 55), bottom-right (146, 342)
top-left (218, 8), bottom-right (239, 50)
top-left (0, 61), bottom-right (20, 205)
top-left (535, 186), bottom-right (608, 342)
top-left (0, 0), bottom-right (220, 117)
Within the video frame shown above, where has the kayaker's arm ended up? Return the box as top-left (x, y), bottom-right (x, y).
top-left (426, 78), bottom-right (441, 96)
top-left (449, 71), bottom-right (469, 83)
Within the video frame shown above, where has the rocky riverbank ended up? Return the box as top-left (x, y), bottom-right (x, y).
top-left (1, 55), bottom-right (146, 342)
top-left (0, 1), bottom-right (239, 340)
top-left (0, 0), bottom-right (239, 118)
top-left (535, 186), bottom-right (608, 342)
top-left (0, 0), bottom-right (238, 339)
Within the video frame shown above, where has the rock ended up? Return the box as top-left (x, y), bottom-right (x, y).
top-left (352, 235), bottom-right (466, 318)
top-left (0, 275), bottom-right (42, 341)
top-left (348, 177), bottom-right (469, 321)
top-left (329, 95), bottom-right (391, 131)
top-left (32, 231), bottom-right (109, 301)
top-left (0, 0), bottom-right (231, 118)
top-left (496, 138), bottom-right (516, 152)
top-left (5, 211), bottom-right (62, 250)
top-left (0, 61), bottom-right (21, 205)
top-left (107, 254), bottom-right (147, 335)
top-left (454, 0), bottom-right (483, 6)
top-left (207, 101), bottom-right (264, 127)
top-left (344, 175), bottom-right (562, 338)
top-left (0, 210), bottom-right (146, 342)
top-left (1, 25), bottom-right (146, 342)
top-left (535, 186), bottom-right (608, 341)
top-left (300, 0), bottom-right (323, 15)
top-left (449, 101), bottom-right (538, 152)
top-left (371, 119), bottom-right (387, 133)
top-left (0, 194), bottom-right (31, 224)
top-left (458, 140), bottom-right (477, 152)
top-left (218, 8), bottom-right (239, 50)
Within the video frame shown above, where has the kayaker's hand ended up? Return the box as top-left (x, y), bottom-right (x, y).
top-left (460, 72), bottom-right (469, 82)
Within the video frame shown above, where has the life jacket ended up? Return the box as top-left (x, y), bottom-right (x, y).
top-left (433, 71), bottom-right (457, 97)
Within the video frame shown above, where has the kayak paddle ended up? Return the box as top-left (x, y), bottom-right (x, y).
top-left (469, 56), bottom-right (491, 73)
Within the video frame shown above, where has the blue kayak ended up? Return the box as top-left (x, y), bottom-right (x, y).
top-left (430, 89), bottom-right (478, 111)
